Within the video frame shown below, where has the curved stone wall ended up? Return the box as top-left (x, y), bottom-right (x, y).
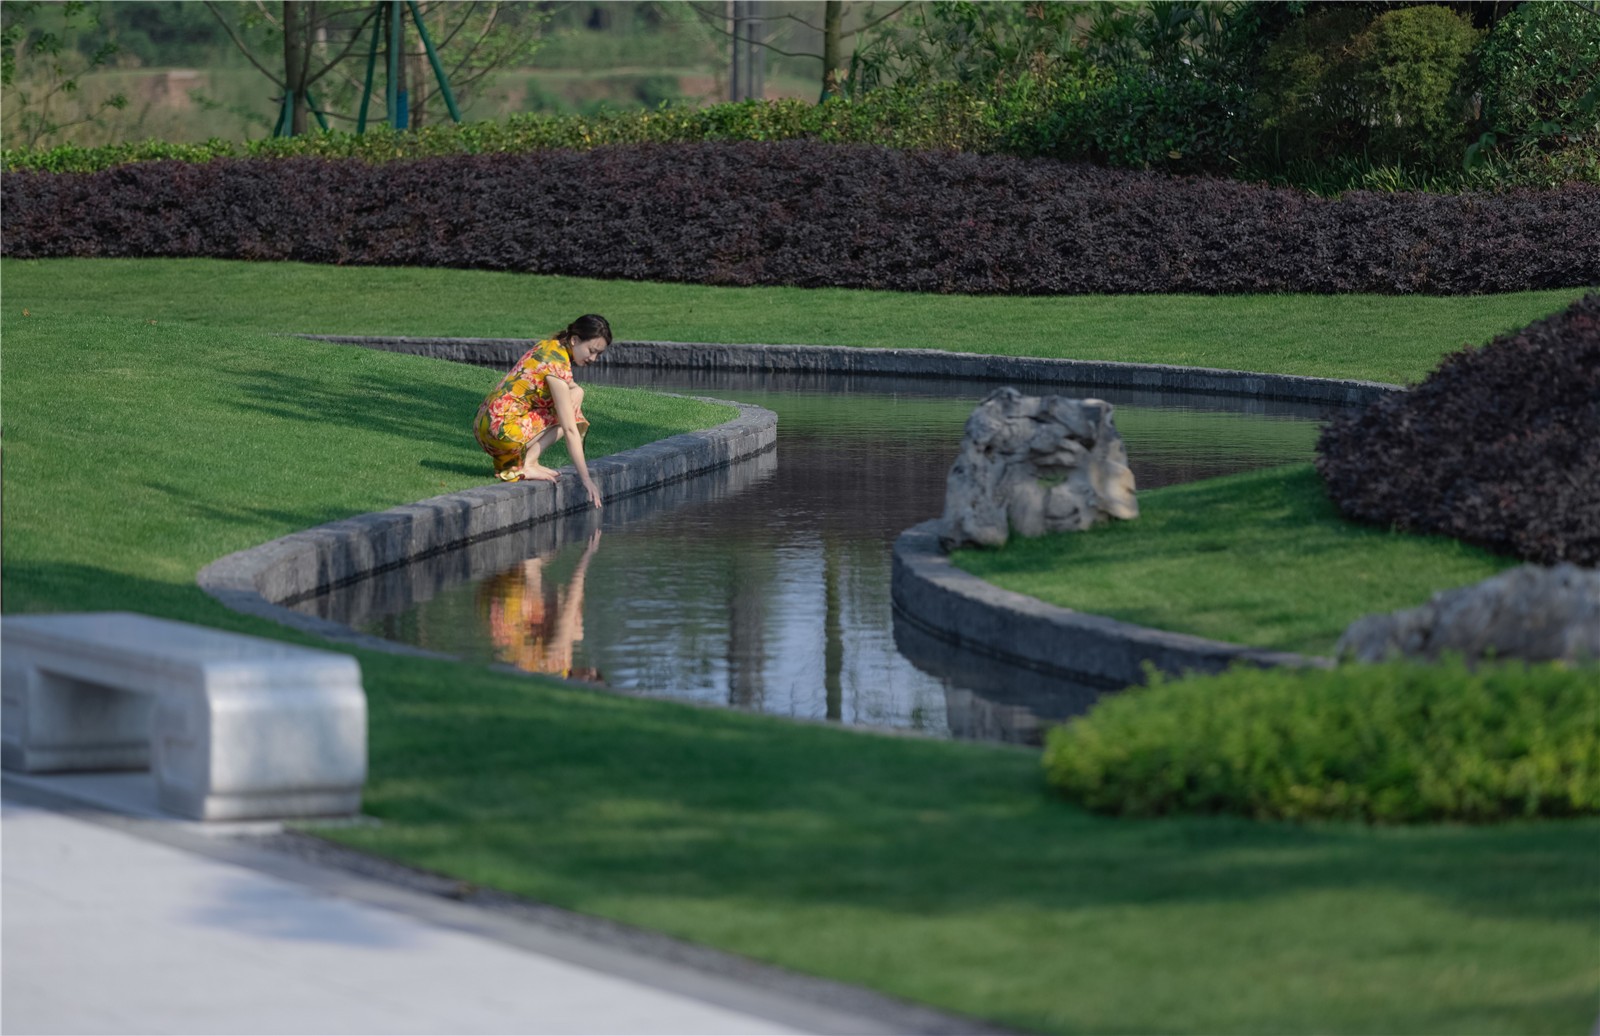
top-left (892, 520), bottom-right (1332, 691)
top-left (307, 335), bottom-right (1400, 407)
top-left (215, 335), bottom-right (1392, 687)
top-left (196, 402), bottom-right (777, 654)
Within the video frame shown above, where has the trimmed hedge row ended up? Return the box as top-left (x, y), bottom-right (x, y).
top-left (1043, 660), bottom-right (1600, 824)
top-left (1317, 293), bottom-right (1600, 565)
top-left (4, 142), bottom-right (1597, 296)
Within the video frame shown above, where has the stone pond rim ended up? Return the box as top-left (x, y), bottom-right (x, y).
top-left (199, 337), bottom-right (1399, 693)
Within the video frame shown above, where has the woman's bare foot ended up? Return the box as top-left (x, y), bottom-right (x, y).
top-left (518, 463), bottom-right (560, 482)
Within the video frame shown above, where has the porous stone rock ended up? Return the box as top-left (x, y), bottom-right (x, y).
top-left (939, 387), bottom-right (1138, 550)
top-left (1336, 563), bottom-right (1600, 664)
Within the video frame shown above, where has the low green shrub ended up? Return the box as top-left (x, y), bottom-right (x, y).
top-left (1043, 660), bottom-right (1600, 824)
top-left (1469, 0), bottom-right (1600, 189)
top-left (1477, 1), bottom-right (1600, 140)
top-left (1060, 64), bottom-right (1251, 175)
top-left (1257, 5), bottom-right (1480, 171)
top-left (0, 86), bottom-right (1059, 174)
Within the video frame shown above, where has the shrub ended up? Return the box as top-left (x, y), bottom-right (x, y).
top-left (1477, 2), bottom-right (1600, 139)
top-left (1257, 6), bottom-right (1377, 169)
top-left (1351, 5), bottom-right (1482, 166)
top-left (0, 88), bottom-right (1064, 175)
top-left (1470, 1), bottom-right (1600, 189)
top-left (4, 142), bottom-right (1597, 296)
top-left (1317, 293), bottom-right (1600, 566)
top-left (1042, 660), bottom-right (1600, 823)
top-left (1063, 64), bottom-right (1251, 175)
top-left (1257, 6), bottom-right (1480, 171)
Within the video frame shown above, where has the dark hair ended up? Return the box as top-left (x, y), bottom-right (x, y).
top-left (558, 314), bottom-right (612, 347)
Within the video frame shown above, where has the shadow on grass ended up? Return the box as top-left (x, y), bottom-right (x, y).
top-left (349, 648), bottom-right (1600, 936)
top-left (217, 358), bottom-right (485, 445)
top-left (139, 479), bottom-right (367, 536)
top-left (213, 359), bottom-right (699, 471)
top-left (418, 457), bottom-right (488, 479)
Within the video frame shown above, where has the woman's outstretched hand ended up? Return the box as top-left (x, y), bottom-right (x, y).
top-left (582, 475), bottom-right (603, 510)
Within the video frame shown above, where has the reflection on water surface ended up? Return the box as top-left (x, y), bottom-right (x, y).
top-left (295, 370), bottom-right (1340, 744)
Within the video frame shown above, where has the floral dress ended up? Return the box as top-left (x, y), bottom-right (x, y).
top-left (474, 339), bottom-right (590, 480)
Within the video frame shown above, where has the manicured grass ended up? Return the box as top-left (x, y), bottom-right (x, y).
top-left (6, 258), bottom-right (1590, 384)
top-left (0, 313), bottom-right (732, 614)
top-left (953, 465), bottom-right (1517, 656)
top-left (3, 264), bottom-right (1596, 1033)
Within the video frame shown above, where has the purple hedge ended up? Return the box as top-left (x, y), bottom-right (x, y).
top-left (3, 142), bottom-right (1597, 295)
top-left (1316, 293), bottom-right (1600, 566)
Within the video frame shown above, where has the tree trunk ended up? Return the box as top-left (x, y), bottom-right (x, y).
top-left (820, 0), bottom-right (842, 101)
top-left (282, 0), bottom-right (309, 135)
top-left (395, 5), bottom-right (410, 130)
top-left (408, 47), bottom-right (426, 127)
top-left (729, 0), bottom-right (741, 102)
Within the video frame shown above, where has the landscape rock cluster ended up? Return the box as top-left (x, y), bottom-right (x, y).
top-left (1336, 563), bottom-right (1600, 664)
top-left (939, 387), bottom-right (1138, 550)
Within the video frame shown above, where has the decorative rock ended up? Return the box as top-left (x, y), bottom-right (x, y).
top-left (938, 387), bottom-right (1138, 550)
top-left (1336, 563), bottom-right (1600, 664)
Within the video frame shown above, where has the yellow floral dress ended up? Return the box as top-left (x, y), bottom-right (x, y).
top-left (474, 339), bottom-right (590, 480)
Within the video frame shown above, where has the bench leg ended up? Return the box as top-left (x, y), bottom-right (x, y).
top-left (150, 687), bottom-right (367, 822)
top-left (2, 658), bottom-right (153, 773)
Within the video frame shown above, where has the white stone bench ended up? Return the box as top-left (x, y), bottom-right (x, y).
top-left (2, 613), bottom-right (365, 821)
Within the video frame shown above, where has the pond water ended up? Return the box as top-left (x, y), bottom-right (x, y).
top-left (292, 369), bottom-right (1339, 745)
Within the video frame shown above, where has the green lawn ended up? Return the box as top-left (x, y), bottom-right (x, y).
top-left (0, 313), bottom-right (731, 614)
top-left (5, 258), bottom-right (1588, 384)
top-left (3, 260), bottom-right (1596, 1034)
top-left (954, 465), bottom-right (1518, 656)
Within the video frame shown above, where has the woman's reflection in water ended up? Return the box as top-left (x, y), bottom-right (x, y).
top-left (479, 527), bottom-right (605, 683)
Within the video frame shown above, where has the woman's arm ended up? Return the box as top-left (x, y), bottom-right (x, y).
top-left (547, 377), bottom-right (602, 509)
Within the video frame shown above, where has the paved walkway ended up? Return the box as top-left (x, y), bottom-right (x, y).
top-left (2, 776), bottom-right (956, 1036)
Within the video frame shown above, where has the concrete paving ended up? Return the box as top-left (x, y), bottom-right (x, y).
top-left (2, 775), bottom-right (973, 1036)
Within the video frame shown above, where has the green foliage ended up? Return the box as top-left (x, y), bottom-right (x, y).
top-left (1062, 62), bottom-right (1250, 173)
top-left (2, 2), bottom-right (1589, 192)
top-left (0, 86), bottom-right (1077, 171)
top-left (1258, 5), bottom-right (1480, 170)
top-left (845, 0), bottom-right (1088, 95)
top-left (1477, 1), bottom-right (1600, 134)
top-left (1043, 659), bottom-right (1600, 824)
top-left (1, 1), bottom-right (127, 149)
top-left (1355, 5), bottom-right (1482, 165)
top-left (94, 1), bottom-right (235, 68)
top-left (1468, 0), bottom-right (1600, 187)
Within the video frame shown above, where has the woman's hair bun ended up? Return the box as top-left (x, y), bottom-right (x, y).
top-left (564, 314), bottom-right (613, 346)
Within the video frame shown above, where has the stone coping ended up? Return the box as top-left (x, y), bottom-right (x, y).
top-left (304, 335), bottom-right (1403, 406)
top-left (196, 401), bottom-right (777, 654)
top-left (227, 334), bottom-right (1383, 686)
top-left (892, 520), bottom-right (1333, 689)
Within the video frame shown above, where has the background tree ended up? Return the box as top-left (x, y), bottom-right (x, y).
top-left (686, 1), bottom-right (910, 103)
top-left (204, 1), bottom-right (375, 135)
top-left (204, 1), bottom-right (543, 134)
top-left (1, 1), bottom-right (128, 148)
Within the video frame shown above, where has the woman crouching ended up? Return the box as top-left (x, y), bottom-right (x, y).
top-left (474, 313), bottom-right (610, 509)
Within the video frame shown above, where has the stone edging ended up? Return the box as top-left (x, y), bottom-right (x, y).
top-left (284, 334), bottom-right (1383, 683)
top-left (196, 401), bottom-right (776, 654)
top-left (892, 520), bottom-right (1333, 688)
top-left (304, 336), bottom-right (1402, 406)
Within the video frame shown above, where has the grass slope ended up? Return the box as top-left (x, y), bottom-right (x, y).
top-left (1, 313), bottom-right (731, 614)
top-left (2, 264), bottom-right (1595, 1033)
top-left (5, 258), bottom-right (1590, 384)
top-left (953, 465), bottom-right (1518, 655)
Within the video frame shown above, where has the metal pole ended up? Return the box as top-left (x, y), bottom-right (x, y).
top-left (275, 91), bottom-right (293, 137)
top-left (357, 3), bottom-right (381, 133)
top-left (387, 0), bottom-right (401, 130)
top-left (406, 0), bottom-right (461, 123)
top-left (304, 87), bottom-right (331, 131)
